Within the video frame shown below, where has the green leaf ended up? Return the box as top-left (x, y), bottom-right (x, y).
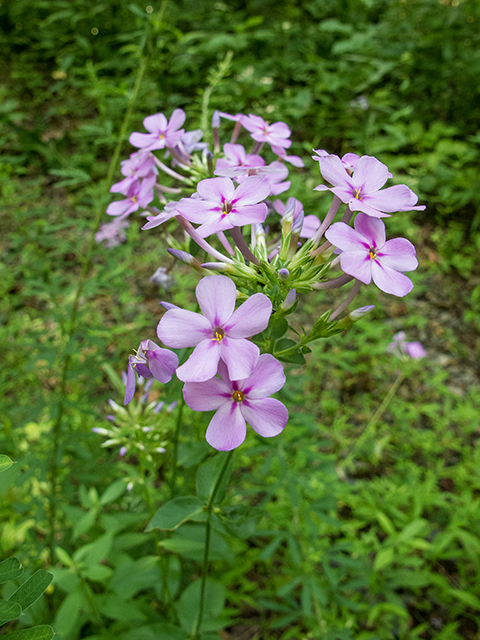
top-left (0, 558), bottom-right (23, 584)
top-left (397, 519), bottom-right (429, 543)
top-left (53, 587), bottom-right (84, 638)
top-left (2, 625), bottom-right (54, 640)
top-left (82, 564), bottom-right (113, 582)
top-left (448, 589), bottom-right (480, 610)
top-left (147, 497), bottom-right (205, 531)
top-left (177, 442), bottom-right (210, 468)
top-left (196, 453), bottom-right (233, 505)
top-left (100, 479), bottom-right (129, 506)
top-left (0, 599), bottom-right (22, 623)
top-left (122, 622), bottom-right (188, 640)
top-left (0, 455), bottom-right (13, 474)
top-left (373, 547), bottom-right (394, 571)
top-left (8, 570), bottom-right (53, 611)
top-left (375, 511), bottom-right (396, 536)
top-left (175, 578), bottom-right (226, 633)
top-left (74, 531), bottom-right (113, 566)
top-left (269, 317), bottom-right (289, 339)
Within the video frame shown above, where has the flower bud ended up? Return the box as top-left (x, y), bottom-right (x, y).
top-left (282, 197), bottom-right (296, 224)
top-left (281, 289), bottom-right (297, 311)
top-left (92, 427), bottom-right (109, 435)
top-left (211, 110), bottom-right (221, 129)
top-left (119, 446), bottom-right (127, 457)
top-left (278, 268), bottom-right (290, 282)
top-left (349, 305), bottom-right (375, 319)
top-left (291, 209), bottom-right (304, 236)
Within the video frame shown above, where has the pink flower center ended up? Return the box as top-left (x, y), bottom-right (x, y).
top-left (232, 390), bottom-right (244, 403)
top-left (212, 327), bottom-right (225, 342)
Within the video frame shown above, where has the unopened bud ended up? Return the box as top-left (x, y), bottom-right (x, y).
top-left (282, 197), bottom-right (296, 224)
top-left (278, 268), bottom-right (290, 282)
top-left (291, 209), bottom-right (304, 236)
top-left (211, 110), bottom-right (221, 129)
top-left (281, 289), bottom-right (297, 311)
top-left (160, 301), bottom-right (179, 311)
top-left (92, 427), bottom-right (109, 435)
top-left (119, 446), bottom-right (127, 457)
top-left (201, 262), bottom-right (227, 272)
top-left (350, 305), bottom-right (375, 319)
top-left (153, 401), bottom-right (165, 414)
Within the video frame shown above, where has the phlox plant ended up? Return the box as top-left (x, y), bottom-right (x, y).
top-left (94, 106), bottom-right (425, 637)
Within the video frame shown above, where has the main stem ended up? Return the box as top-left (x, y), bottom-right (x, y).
top-left (191, 450), bottom-right (234, 639)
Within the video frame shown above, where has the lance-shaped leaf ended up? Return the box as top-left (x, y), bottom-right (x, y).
top-left (147, 496), bottom-right (206, 531)
top-left (8, 570), bottom-right (53, 612)
top-left (0, 599), bottom-right (22, 623)
top-left (3, 625), bottom-right (55, 640)
top-left (0, 455), bottom-right (13, 474)
top-left (0, 558), bottom-right (23, 585)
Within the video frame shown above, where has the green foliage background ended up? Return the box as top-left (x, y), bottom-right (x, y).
top-left (1, 1), bottom-right (480, 639)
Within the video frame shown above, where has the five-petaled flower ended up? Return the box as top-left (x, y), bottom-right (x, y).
top-left (129, 109), bottom-right (186, 152)
top-left (157, 275), bottom-right (272, 382)
top-left (183, 355), bottom-right (288, 451)
top-left (241, 114), bottom-right (292, 151)
top-left (325, 213), bottom-right (418, 297)
top-left (175, 176), bottom-right (270, 238)
top-left (315, 154), bottom-right (425, 218)
top-left (124, 339), bottom-right (178, 405)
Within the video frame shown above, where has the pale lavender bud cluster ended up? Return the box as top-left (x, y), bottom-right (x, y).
top-left (387, 331), bottom-right (426, 361)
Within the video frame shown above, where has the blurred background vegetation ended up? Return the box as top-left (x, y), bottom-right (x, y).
top-left (1, 1), bottom-right (480, 639)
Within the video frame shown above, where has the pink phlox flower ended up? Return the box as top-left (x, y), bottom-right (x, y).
top-left (273, 198), bottom-right (320, 238)
top-left (183, 355), bottom-right (288, 451)
top-left (315, 154), bottom-right (425, 218)
top-left (175, 176), bottom-right (270, 238)
top-left (312, 150), bottom-right (362, 175)
top-left (325, 213), bottom-right (418, 297)
top-left (167, 129), bottom-right (209, 166)
top-left (95, 218), bottom-right (130, 248)
top-left (387, 331), bottom-right (426, 360)
top-left (129, 109), bottom-right (186, 152)
top-left (214, 143), bottom-right (265, 179)
top-left (124, 339), bottom-right (179, 405)
top-left (271, 146), bottom-right (304, 168)
top-left (157, 275), bottom-right (273, 383)
top-left (110, 151), bottom-right (157, 194)
top-left (106, 172), bottom-right (156, 218)
top-left (241, 114), bottom-right (292, 151)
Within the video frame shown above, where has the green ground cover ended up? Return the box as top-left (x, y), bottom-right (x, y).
top-left (1, 1), bottom-right (480, 639)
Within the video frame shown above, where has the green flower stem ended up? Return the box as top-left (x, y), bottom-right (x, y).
top-left (341, 370), bottom-right (406, 472)
top-left (191, 450), bottom-right (235, 640)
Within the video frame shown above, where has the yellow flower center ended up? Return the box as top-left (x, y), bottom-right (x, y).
top-left (232, 390), bottom-right (244, 403)
top-left (131, 195), bottom-right (138, 203)
top-left (212, 327), bottom-right (225, 342)
top-left (222, 201), bottom-right (232, 216)
top-left (159, 133), bottom-right (165, 139)
top-left (354, 188), bottom-right (362, 200)
top-left (369, 249), bottom-right (377, 260)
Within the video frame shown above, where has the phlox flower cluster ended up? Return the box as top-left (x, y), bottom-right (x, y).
top-left (101, 106), bottom-right (426, 450)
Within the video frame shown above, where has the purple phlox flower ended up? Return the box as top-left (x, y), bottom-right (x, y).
top-left (129, 109), bottom-right (186, 152)
top-left (110, 151), bottom-right (157, 193)
top-left (324, 213), bottom-right (418, 297)
top-left (142, 200), bottom-right (184, 230)
top-left (387, 331), bottom-right (426, 360)
top-left (106, 172), bottom-right (156, 218)
top-left (183, 354), bottom-right (288, 451)
top-left (166, 129), bottom-right (209, 166)
top-left (273, 198), bottom-right (320, 239)
top-left (315, 154), bottom-right (425, 218)
top-left (95, 218), bottom-right (129, 248)
top-left (157, 275), bottom-right (272, 383)
top-left (214, 143), bottom-right (265, 179)
top-left (125, 339), bottom-right (178, 405)
top-left (271, 146), bottom-right (304, 168)
top-left (312, 150), bottom-right (361, 174)
top-left (240, 114), bottom-right (292, 151)
top-left (175, 176), bottom-right (270, 238)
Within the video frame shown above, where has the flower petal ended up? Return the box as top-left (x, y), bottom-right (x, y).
top-left (143, 113), bottom-right (168, 133)
top-left (176, 339), bottom-right (220, 382)
top-left (371, 261), bottom-right (414, 296)
top-left (340, 252), bottom-right (373, 284)
top-left (379, 238), bottom-right (418, 272)
top-left (167, 108), bottom-right (186, 132)
top-left (233, 176), bottom-right (271, 205)
top-left (241, 398), bottom-right (288, 438)
top-left (219, 337), bottom-right (260, 381)
top-left (196, 275), bottom-right (237, 326)
top-left (319, 155), bottom-right (351, 189)
top-left (325, 222), bottom-right (368, 252)
top-left (226, 293), bottom-right (272, 338)
top-left (206, 401), bottom-right (247, 451)
top-left (197, 177), bottom-right (235, 203)
top-left (364, 185), bottom-right (418, 213)
top-left (228, 203), bottom-right (268, 227)
top-left (157, 309), bottom-right (211, 348)
top-left (148, 347), bottom-right (179, 383)
top-left (124, 359), bottom-right (136, 405)
top-left (353, 213), bottom-right (386, 249)
top-left (183, 377), bottom-right (231, 411)
top-left (242, 354), bottom-right (286, 398)
top-left (353, 156), bottom-right (389, 192)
